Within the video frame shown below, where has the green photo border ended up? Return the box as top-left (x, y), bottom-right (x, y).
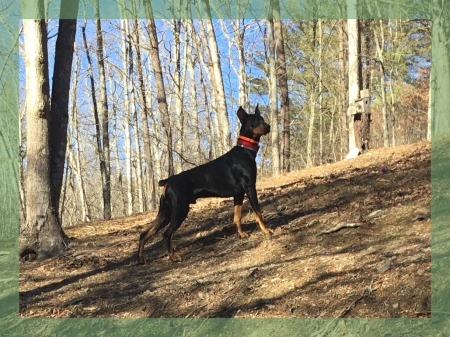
top-left (1, 0), bottom-right (449, 335)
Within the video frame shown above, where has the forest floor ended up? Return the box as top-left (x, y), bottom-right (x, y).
top-left (20, 141), bottom-right (431, 319)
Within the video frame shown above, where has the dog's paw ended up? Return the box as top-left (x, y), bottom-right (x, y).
top-left (238, 230), bottom-right (249, 239)
top-left (169, 252), bottom-right (183, 262)
top-left (137, 256), bottom-right (147, 265)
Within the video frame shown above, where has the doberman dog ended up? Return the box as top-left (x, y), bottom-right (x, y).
top-left (137, 105), bottom-right (272, 264)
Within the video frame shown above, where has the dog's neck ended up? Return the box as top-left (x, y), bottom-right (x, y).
top-left (237, 135), bottom-right (260, 152)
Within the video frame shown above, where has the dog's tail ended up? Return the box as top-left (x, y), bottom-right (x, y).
top-left (159, 179), bottom-right (169, 194)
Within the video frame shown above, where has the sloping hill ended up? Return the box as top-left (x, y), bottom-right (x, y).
top-left (20, 141), bottom-right (430, 318)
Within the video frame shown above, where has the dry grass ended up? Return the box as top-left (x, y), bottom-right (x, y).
top-left (20, 141), bottom-right (430, 318)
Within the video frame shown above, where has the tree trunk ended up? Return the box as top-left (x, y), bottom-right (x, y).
top-left (267, 18), bottom-right (280, 175)
top-left (95, 17), bottom-right (112, 219)
top-left (132, 88), bottom-right (144, 213)
top-left (374, 20), bottom-right (389, 147)
top-left (49, 0), bottom-right (79, 223)
top-left (231, 20), bottom-right (248, 110)
top-left (21, 11), bottom-right (67, 261)
top-left (318, 19), bottom-right (323, 166)
top-left (185, 20), bottom-right (202, 161)
top-left (172, 19), bottom-right (185, 173)
top-left (69, 48), bottom-right (90, 222)
top-left (201, 0), bottom-right (231, 154)
top-left (196, 20), bottom-right (218, 159)
top-left (427, 74), bottom-right (432, 141)
top-left (145, 2), bottom-right (174, 176)
top-left (121, 19), bottom-right (134, 215)
top-left (132, 19), bottom-right (157, 209)
top-left (273, 9), bottom-right (290, 173)
top-left (306, 89), bottom-right (316, 168)
top-left (348, 18), bottom-right (359, 151)
top-left (339, 20), bottom-right (349, 159)
top-left (81, 22), bottom-right (110, 218)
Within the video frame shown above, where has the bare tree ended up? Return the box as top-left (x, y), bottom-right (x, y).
top-left (21, 3), bottom-right (67, 260)
top-left (373, 19), bottom-right (389, 147)
top-left (69, 47), bottom-right (90, 222)
top-left (132, 19), bottom-right (157, 209)
top-left (267, 18), bottom-right (281, 175)
top-left (49, 0), bottom-right (79, 222)
top-left (95, 16), bottom-right (112, 219)
top-left (348, 17), bottom-right (359, 151)
top-left (185, 20), bottom-right (202, 160)
top-left (121, 19), bottom-right (134, 215)
top-left (201, 0), bottom-right (231, 154)
top-left (145, 1), bottom-right (174, 176)
top-left (273, 0), bottom-right (290, 173)
top-left (339, 19), bottom-right (349, 158)
top-left (318, 20), bottom-right (323, 165)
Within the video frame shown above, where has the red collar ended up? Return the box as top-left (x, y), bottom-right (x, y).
top-left (237, 135), bottom-right (260, 151)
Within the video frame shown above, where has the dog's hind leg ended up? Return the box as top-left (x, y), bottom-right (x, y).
top-left (137, 195), bottom-right (171, 264)
top-left (162, 199), bottom-right (190, 262)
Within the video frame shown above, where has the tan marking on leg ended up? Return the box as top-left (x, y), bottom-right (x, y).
top-left (169, 251), bottom-right (182, 262)
top-left (168, 234), bottom-right (182, 262)
top-left (234, 204), bottom-right (248, 238)
top-left (254, 211), bottom-right (273, 235)
top-left (138, 224), bottom-right (159, 264)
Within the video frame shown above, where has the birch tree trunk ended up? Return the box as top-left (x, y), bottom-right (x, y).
top-left (21, 8), bottom-right (67, 260)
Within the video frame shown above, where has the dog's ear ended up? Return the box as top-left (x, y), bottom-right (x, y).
top-left (254, 104), bottom-right (260, 116)
top-left (237, 106), bottom-right (248, 122)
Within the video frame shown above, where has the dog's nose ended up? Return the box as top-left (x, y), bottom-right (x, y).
top-left (265, 124), bottom-right (271, 133)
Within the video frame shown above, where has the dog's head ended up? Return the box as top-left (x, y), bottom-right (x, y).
top-left (237, 105), bottom-right (271, 141)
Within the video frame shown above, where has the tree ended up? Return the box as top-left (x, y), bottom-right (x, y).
top-left (373, 19), bottom-right (389, 147)
top-left (145, 1), bottom-right (174, 176)
top-left (132, 18), bottom-right (157, 209)
top-left (21, 1), bottom-right (67, 260)
top-left (95, 16), bottom-right (112, 219)
top-left (267, 17), bottom-right (281, 175)
top-left (201, 0), bottom-right (231, 154)
top-left (339, 19), bottom-right (349, 158)
top-left (347, 16), bottom-right (359, 151)
top-left (121, 19), bottom-right (134, 215)
top-left (49, 0), bottom-right (79, 222)
top-left (273, 1), bottom-right (290, 173)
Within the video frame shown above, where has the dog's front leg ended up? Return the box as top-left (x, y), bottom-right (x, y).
top-left (245, 186), bottom-right (273, 235)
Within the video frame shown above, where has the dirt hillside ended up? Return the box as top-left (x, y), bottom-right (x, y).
top-left (20, 141), bottom-right (431, 318)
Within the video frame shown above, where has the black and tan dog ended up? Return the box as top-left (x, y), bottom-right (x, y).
top-left (137, 105), bottom-right (272, 264)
